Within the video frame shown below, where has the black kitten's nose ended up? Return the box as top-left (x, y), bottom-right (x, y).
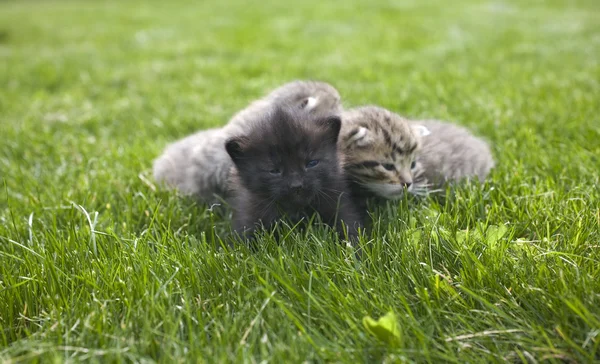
top-left (289, 181), bottom-right (303, 193)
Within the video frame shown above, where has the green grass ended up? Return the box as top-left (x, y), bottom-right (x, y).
top-left (1, 0), bottom-right (599, 362)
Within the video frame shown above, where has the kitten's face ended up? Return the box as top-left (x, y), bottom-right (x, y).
top-left (227, 110), bottom-right (342, 208)
top-left (340, 108), bottom-right (430, 200)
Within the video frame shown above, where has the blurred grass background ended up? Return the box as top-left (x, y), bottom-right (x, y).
top-left (1, 0), bottom-right (599, 362)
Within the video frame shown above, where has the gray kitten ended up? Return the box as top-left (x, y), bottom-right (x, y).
top-left (152, 80), bottom-right (342, 202)
top-left (409, 119), bottom-right (495, 195)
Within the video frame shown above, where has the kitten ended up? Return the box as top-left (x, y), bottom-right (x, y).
top-left (337, 106), bottom-right (494, 202)
top-left (225, 80), bottom-right (342, 135)
top-left (153, 80), bottom-right (342, 203)
top-left (338, 106), bottom-right (429, 202)
top-left (409, 119), bottom-right (495, 194)
top-left (225, 105), bottom-right (363, 244)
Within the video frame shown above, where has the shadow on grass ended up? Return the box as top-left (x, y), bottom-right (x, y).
top-left (0, 30), bottom-right (9, 43)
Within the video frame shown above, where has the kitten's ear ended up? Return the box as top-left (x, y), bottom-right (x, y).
top-left (299, 96), bottom-right (318, 111)
top-left (318, 115), bottom-right (342, 144)
top-left (412, 124), bottom-right (431, 137)
top-left (225, 136), bottom-right (249, 163)
top-left (346, 126), bottom-right (372, 147)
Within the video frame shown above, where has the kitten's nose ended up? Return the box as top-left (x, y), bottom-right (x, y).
top-left (289, 181), bottom-right (303, 193)
top-left (403, 182), bottom-right (412, 188)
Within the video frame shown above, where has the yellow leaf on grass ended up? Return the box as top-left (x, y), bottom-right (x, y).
top-left (362, 311), bottom-right (401, 344)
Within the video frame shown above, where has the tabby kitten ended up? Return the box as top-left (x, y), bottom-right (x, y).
top-left (153, 80), bottom-right (342, 202)
top-left (338, 106), bottom-right (430, 201)
top-left (338, 106), bottom-right (494, 200)
top-left (409, 119), bottom-right (494, 194)
top-left (225, 105), bottom-right (363, 243)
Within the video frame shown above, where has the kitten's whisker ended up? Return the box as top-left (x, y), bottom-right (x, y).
top-left (321, 187), bottom-right (347, 195)
top-left (354, 180), bottom-right (374, 188)
top-left (409, 188), bottom-right (428, 196)
top-left (257, 197), bottom-right (277, 218)
top-left (314, 190), bottom-right (322, 206)
top-left (316, 190), bottom-right (337, 205)
top-left (243, 195), bottom-right (277, 221)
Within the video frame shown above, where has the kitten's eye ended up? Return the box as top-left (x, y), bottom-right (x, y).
top-left (269, 168), bottom-right (281, 175)
top-left (306, 160), bottom-right (320, 168)
top-left (410, 161), bottom-right (417, 169)
top-left (361, 161), bottom-right (380, 168)
top-left (382, 163), bottom-right (395, 171)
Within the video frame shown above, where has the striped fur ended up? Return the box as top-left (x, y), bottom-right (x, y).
top-left (339, 106), bottom-right (427, 200)
top-left (339, 106), bottom-right (494, 199)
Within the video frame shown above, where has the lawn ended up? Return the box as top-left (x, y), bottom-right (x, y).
top-left (1, 0), bottom-right (599, 362)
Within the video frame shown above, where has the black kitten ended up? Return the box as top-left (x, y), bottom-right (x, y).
top-left (225, 105), bottom-right (363, 248)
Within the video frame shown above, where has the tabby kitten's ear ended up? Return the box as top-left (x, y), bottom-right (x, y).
top-left (225, 136), bottom-right (249, 163)
top-left (317, 115), bottom-right (342, 144)
top-left (412, 124), bottom-right (431, 137)
top-left (346, 126), bottom-right (372, 147)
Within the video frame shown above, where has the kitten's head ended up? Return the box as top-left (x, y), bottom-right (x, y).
top-left (340, 106), bottom-right (430, 200)
top-left (271, 81), bottom-right (343, 116)
top-left (226, 106), bottom-right (342, 208)
top-left (297, 84), bottom-right (342, 116)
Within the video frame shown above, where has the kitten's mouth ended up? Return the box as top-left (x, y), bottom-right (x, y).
top-left (281, 192), bottom-right (314, 207)
top-left (365, 183), bottom-right (411, 200)
top-left (385, 190), bottom-right (407, 200)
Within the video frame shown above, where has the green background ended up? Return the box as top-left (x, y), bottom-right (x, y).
top-left (1, 0), bottom-right (599, 362)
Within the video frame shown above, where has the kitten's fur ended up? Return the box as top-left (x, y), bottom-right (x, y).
top-left (409, 119), bottom-right (494, 194)
top-left (225, 105), bottom-right (363, 243)
top-left (153, 81), bottom-right (342, 202)
top-left (338, 106), bottom-right (429, 201)
top-left (154, 80), bottom-right (494, 210)
top-left (337, 106), bottom-right (494, 200)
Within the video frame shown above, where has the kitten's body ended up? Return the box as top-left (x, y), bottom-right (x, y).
top-left (410, 120), bottom-right (494, 194)
top-left (225, 81), bottom-right (342, 135)
top-left (225, 105), bottom-right (362, 243)
top-left (153, 81), bottom-right (342, 202)
top-left (337, 106), bottom-right (494, 200)
top-left (152, 127), bottom-right (228, 201)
